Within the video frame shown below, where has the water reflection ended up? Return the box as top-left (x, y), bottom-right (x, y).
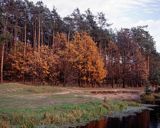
top-left (78, 108), bottom-right (160, 128)
top-left (80, 118), bottom-right (107, 128)
top-left (150, 106), bottom-right (160, 128)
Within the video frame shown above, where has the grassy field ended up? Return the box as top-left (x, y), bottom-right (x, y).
top-left (0, 83), bottom-right (140, 128)
top-left (0, 83), bottom-right (95, 109)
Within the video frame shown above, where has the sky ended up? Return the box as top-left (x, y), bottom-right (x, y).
top-left (32, 0), bottom-right (160, 52)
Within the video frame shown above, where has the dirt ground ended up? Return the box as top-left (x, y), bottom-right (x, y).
top-left (64, 87), bottom-right (143, 101)
top-left (0, 83), bottom-right (143, 109)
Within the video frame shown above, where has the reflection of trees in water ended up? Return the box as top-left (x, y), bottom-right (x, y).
top-left (150, 106), bottom-right (160, 128)
top-left (81, 110), bottom-right (156, 128)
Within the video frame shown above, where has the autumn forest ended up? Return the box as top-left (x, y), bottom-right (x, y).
top-left (0, 0), bottom-right (160, 88)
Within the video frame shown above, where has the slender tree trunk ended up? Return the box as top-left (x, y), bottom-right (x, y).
top-left (38, 16), bottom-right (41, 51)
top-left (13, 20), bottom-right (18, 52)
top-left (23, 22), bottom-right (27, 83)
top-left (24, 22), bottom-right (27, 54)
top-left (99, 42), bottom-right (102, 54)
top-left (68, 30), bottom-right (70, 42)
top-left (78, 72), bottom-right (81, 87)
top-left (14, 26), bottom-right (17, 44)
top-left (122, 78), bottom-right (125, 88)
top-left (24, 23), bottom-right (27, 46)
top-left (122, 51), bottom-right (126, 88)
top-left (1, 15), bottom-right (7, 83)
top-left (147, 55), bottom-right (149, 78)
top-left (52, 31), bottom-right (54, 46)
top-left (41, 29), bottom-right (43, 46)
top-left (33, 23), bottom-right (37, 50)
top-left (1, 43), bottom-right (5, 83)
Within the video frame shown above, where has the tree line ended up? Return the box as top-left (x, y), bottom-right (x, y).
top-left (0, 0), bottom-right (160, 87)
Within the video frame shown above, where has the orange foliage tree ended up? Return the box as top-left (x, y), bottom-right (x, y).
top-left (53, 33), bottom-right (73, 85)
top-left (4, 42), bottom-right (59, 84)
top-left (71, 32), bottom-right (107, 86)
top-left (4, 32), bottom-right (107, 86)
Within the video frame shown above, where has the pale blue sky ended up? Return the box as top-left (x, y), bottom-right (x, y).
top-left (32, 0), bottom-right (160, 52)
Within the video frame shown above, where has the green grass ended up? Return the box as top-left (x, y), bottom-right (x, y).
top-left (0, 83), bottom-right (141, 128)
top-left (0, 101), bottom-right (138, 128)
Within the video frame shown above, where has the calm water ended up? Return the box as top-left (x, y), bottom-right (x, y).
top-left (77, 106), bottom-right (160, 128)
top-left (150, 106), bottom-right (160, 128)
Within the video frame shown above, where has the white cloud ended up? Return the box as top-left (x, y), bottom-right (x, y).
top-left (32, 0), bottom-right (153, 15)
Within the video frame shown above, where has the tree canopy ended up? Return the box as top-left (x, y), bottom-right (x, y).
top-left (0, 0), bottom-right (159, 87)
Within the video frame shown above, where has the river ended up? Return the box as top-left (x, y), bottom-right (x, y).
top-left (76, 106), bottom-right (160, 128)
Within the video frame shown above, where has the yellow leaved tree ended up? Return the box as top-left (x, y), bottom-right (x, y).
top-left (71, 32), bottom-right (107, 87)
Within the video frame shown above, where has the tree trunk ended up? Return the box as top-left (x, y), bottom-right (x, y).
top-left (23, 22), bottom-right (27, 83)
top-left (78, 72), bottom-right (81, 87)
top-left (14, 25), bottom-right (17, 44)
top-left (147, 55), bottom-right (149, 78)
top-left (68, 30), bottom-right (70, 42)
top-left (41, 29), bottom-right (43, 46)
top-left (24, 22), bottom-right (27, 54)
top-left (52, 31), bottom-right (54, 47)
top-left (38, 16), bottom-right (41, 51)
top-left (1, 43), bottom-right (5, 83)
top-left (122, 78), bottom-right (125, 88)
top-left (33, 23), bottom-right (37, 50)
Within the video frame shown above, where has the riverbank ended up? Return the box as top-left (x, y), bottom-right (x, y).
top-left (0, 100), bottom-right (142, 127)
top-left (0, 83), bottom-right (143, 127)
